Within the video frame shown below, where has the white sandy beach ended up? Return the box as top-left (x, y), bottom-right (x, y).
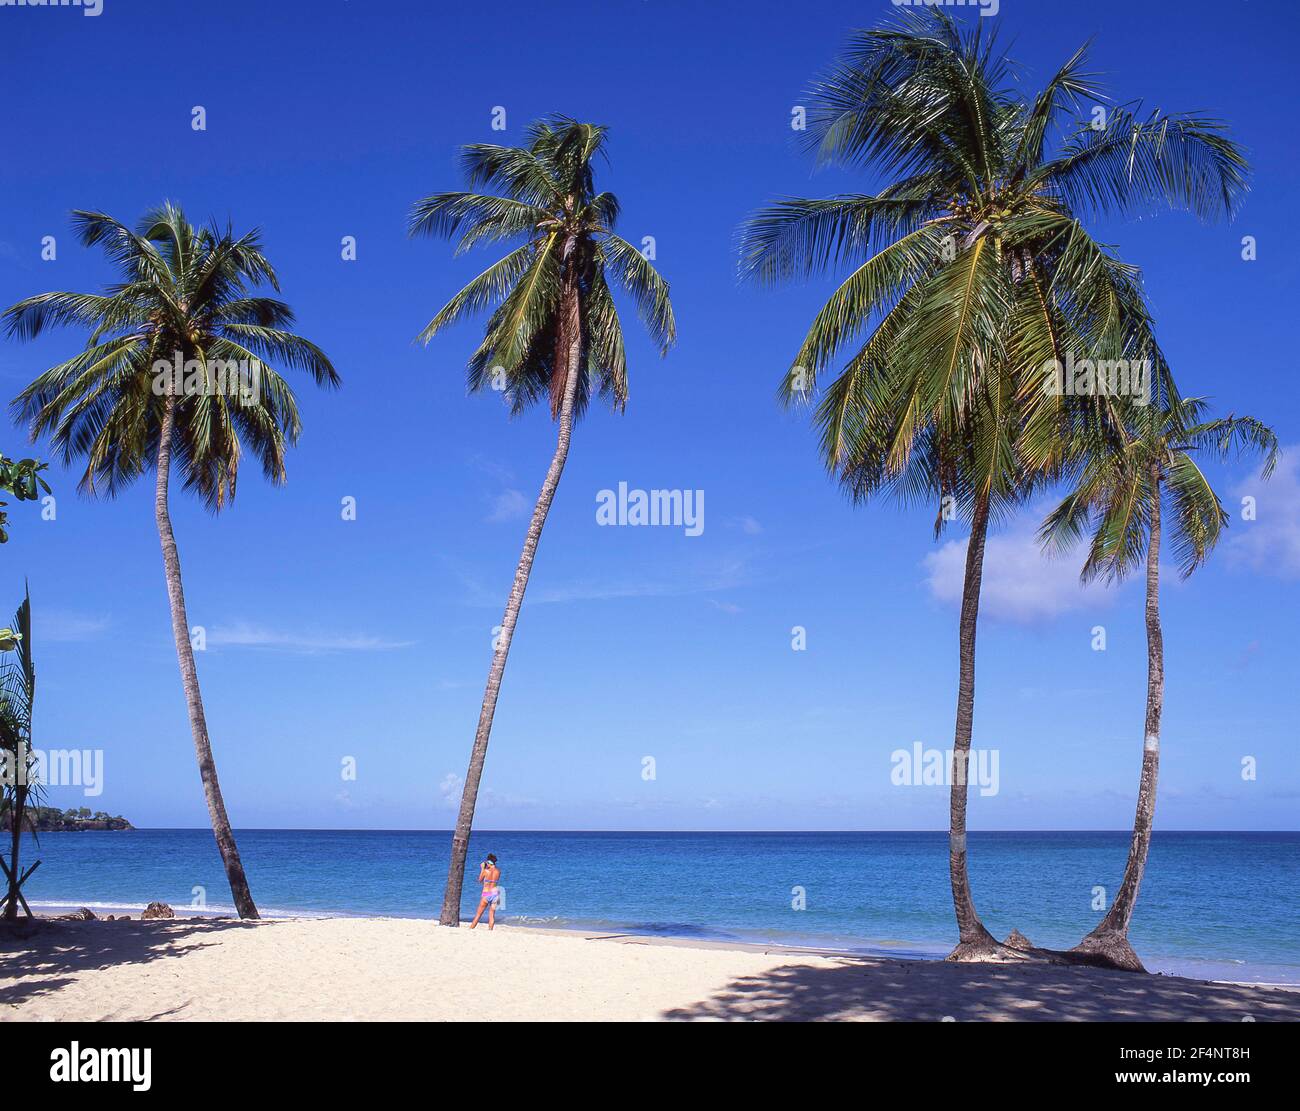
top-left (3, 915), bottom-right (1298, 1022)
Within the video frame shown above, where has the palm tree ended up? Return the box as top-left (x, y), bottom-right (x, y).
top-left (411, 118), bottom-right (675, 926)
top-left (1041, 391), bottom-right (1276, 970)
top-left (1, 590), bottom-right (37, 920)
top-left (739, 11), bottom-right (1248, 959)
top-left (4, 203), bottom-right (340, 919)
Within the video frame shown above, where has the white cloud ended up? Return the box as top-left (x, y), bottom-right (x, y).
top-left (1226, 448), bottom-right (1300, 578)
top-left (40, 611), bottom-right (110, 642)
top-left (531, 558), bottom-right (753, 605)
top-left (923, 516), bottom-right (1112, 624)
top-left (206, 622), bottom-right (414, 654)
top-left (731, 515), bottom-right (763, 535)
top-left (472, 455), bottom-right (531, 523)
top-left (469, 455), bottom-right (515, 485)
top-left (486, 488), bottom-right (530, 523)
top-left (438, 773), bottom-right (462, 809)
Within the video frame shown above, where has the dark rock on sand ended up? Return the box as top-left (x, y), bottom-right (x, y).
top-left (142, 901), bottom-right (175, 920)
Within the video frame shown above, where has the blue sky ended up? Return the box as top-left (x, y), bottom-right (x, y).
top-left (1, 0), bottom-right (1296, 831)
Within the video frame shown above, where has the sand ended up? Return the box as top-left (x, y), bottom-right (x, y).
top-left (2, 915), bottom-right (1297, 1022)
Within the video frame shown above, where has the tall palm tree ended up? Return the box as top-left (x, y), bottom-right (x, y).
top-left (739, 11), bottom-right (1248, 959)
top-left (411, 118), bottom-right (675, 926)
top-left (1041, 392), bottom-right (1276, 970)
top-left (4, 203), bottom-right (340, 919)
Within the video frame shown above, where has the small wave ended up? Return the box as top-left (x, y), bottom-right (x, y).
top-left (26, 899), bottom-right (338, 921)
top-left (29, 900), bottom-right (151, 911)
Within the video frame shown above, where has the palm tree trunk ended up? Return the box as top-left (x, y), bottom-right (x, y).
top-left (4, 782), bottom-right (25, 919)
top-left (946, 491), bottom-right (1003, 960)
top-left (155, 395), bottom-right (259, 920)
top-left (438, 275), bottom-right (584, 927)
top-left (1074, 466), bottom-right (1163, 972)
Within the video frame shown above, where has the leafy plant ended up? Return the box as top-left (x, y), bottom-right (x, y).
top-left (0, 454), bottom-right (50, 543)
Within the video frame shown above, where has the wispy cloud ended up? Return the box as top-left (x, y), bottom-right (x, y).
top-left (206, 622), bottom-right (415, 654)
top-left (41, 611), bottom-right (111, 642)
top-left (469, 455), bottom-right (516, 486)
top-left (923, 515), bottom-right (1113, 624)
top-left (486, 488), bottom-right (530, 523)
top-left (0, 240), bottom-right (28, 270)
top-left (473, 455), bottom-right (532, 524)
top-left (438, 772), bottom-right (462, 809)
top-left (530, 558), bottom-right (753, 606)
top-left (435, 772), bottom-right (532, 811)
top-left (1226, 448), bottom-right (1300, 578)
top-left (440, 548), bottom-right (760, 611)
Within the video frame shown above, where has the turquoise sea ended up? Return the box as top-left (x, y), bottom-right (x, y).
top-left (18, 829), bottom-right (1300, 983)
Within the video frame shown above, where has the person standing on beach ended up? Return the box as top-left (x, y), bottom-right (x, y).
top-left (469, 854), bottom-right (500, 930)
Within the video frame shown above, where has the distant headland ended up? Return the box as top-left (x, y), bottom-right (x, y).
top-left (1, 806), bottom-right (133, 832)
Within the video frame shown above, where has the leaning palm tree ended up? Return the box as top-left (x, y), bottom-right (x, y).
top-left (1041, 391), bottom-right (1276, 970)
top-left (411, 118), bottom-right (675, 926)
top-left (739, 10), bottom-right (1248, 959)
top-left (4, 203), bottom-right (340, 919)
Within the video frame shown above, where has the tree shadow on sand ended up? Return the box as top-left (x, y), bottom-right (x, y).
top-left (0, 917), bottom-right (267, 1014)
top-left (660, 956), bottom-right (1300, 1022)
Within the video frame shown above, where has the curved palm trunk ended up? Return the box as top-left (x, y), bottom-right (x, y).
top-left (1075, 466), bottom-right (1163, 972)
top-left (439, 276), bottom-right (583, 927)
top-left (946, 492), bottom-right (1003, 960)
top-left (155, 397), bottom-right (259, 920)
